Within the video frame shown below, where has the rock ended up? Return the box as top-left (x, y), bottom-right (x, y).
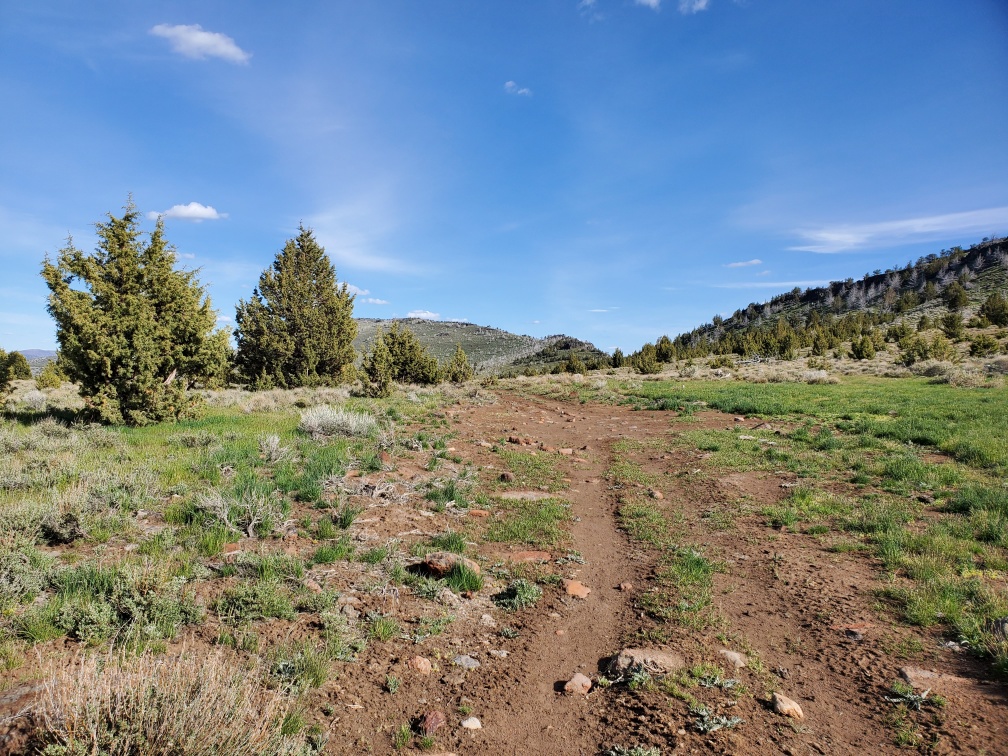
top-left (508, 436), bottom-right (521, 445)
top-left (480, 613), bottom-right (497, 627)
top-left (460, 717), bottom-right (482, 731)
top-left (438, 588), bottom-right (463, 609)
top-left (409, 656), bottom-right (432, 675)
top-left (424, 551), bottom-right (481, 577)
top-left (563, 579), bottom-right (591, 599)
top-left (500, 471), bottom-right (516, 483)
top-left (302, 578), bottom-right (323, 594)
top-left (555, 629), bottom-right (565, 636)
top-left (468, 509), bottom-right (490, 518)
top-left (341, 604), bottom-right (360, 620)
top-left (609, 648), bottom-right (685, 675)
top-left (648, 488), bottom-right (664, 500)
top-left (422, 710), bottom-right (447, 735)
top-left (511, 550), bottom-right (552, 563)
top-left (489, 649), bottom-right (508, 659)
top-left (770, 692), bottom-right (804, 719)
top-left (734, 416), bottom-right (744, 422)
top-left (453, 654), bottom-right (480, 670)
top-left (564, 673), bottom-right (592, 695)
top-left (479, 440), bottom-right (493, 448)
top-left (899, 666), bottom-right (969, 691)
top-left (991, 617), bottom-right (1008, 638)
top-left (559, 448), bottom-right (574, 455)
top-left (379, 451), bottom-right (393, 467)
top-left (718, 649), bottom-right (748, 669)
top-left (618, 582), bottom-right (634, 592)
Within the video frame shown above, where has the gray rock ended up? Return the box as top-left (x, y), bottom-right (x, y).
top-left (771, 692), bottom-right (804, 719)
top-left (453, 654), bottom-right (480, 670)
top-left (609, 648), bottom-right (685, 675)
top-left (460, 717), bottom-right (482, 730)
top-left (718, 649), bottom-right (748, 669)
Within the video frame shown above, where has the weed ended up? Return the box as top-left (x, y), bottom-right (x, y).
top-left (485, 497), bottom-right (570, 547)
top-left (368, 613), bottom-right (401, 642)
top-left (299, 405), bottom-right (378, 439)
top-left (270, 640), bottom-right (332, 692)
top-left (429, 529), bottom-right (467, 554)
top-left (311, 536), bottom-right (354, 564)
top-left (691, 706), bottom-right (743, 734)
top-left (385, 674), bottom-right (400, 694)
top-left (493, 579), bottom-right (542, 611)
top-left (393, 723), bottom-right (412, 750)
top-left (444, 563), bottom-right (483, 594)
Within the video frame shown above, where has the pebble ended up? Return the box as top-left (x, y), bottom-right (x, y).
top-left (559, 448), bottom-right (574, 455)
top-left (563, 579), bottom-right (591, 599)
top-left (409, 656), bottom-right (432, 675)
top-left (422, 710), bottom-right (447, 735)
top-left (489, 649), bottom-right (508, 659)
top-left (302, 578), bottom-right (323, 594)
top-left (480, 613), bottom-right (496, 627)
top-left (718, 649), bottom-right (748, 669)
top-left (424, 551), bottom-right (481, 577)
top-left (469, 509), bottom-right (490, 517)
top-left (460, 717), bottom-right (482, 731)
top-left (453, 654), bottom-right (480, 670)
top-left (618, 582), bottom-right (633, 592)
top-left (609, 648), bottom-right (685, 675)
top-left (771, 692), bottom-right (804, 719)
top-left (648, 488), bottom-right (664, 500)
top-left (500, 471), bottom-right (516, 482)
top-left (438, 588), bottom-right (463, 609)
top-left (564, 672), bottom-right (592, 695)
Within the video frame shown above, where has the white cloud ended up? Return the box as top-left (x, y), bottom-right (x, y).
top-left (678, 0), bottom-right (710, 13)
top-left (177, 252), bottom-right (196, 259)
top-left (589, 308), bottom-right (609, 313)
top-left (724, 259), bottom-right (762, 268)
top-left (635, 0), bottom-right (662, 9)
top-left (790, 206), bottom-right (1008, 253)
top-left (346, 284), bottom-right (369, 296)
top-left (407, 310), bottom-right (439, 319)
top-left (216, 315), bottom-right (233, 324)
top-left (364, 298), bottom-right (389, 305)
top-left (150, 24), bottom-right (251, 64)
top-left (147, 202), bottom-right (227, 222)
top-left (531, 319), bottom-right (541, 324)
top-left (504, 81), bottom-right (532, 97)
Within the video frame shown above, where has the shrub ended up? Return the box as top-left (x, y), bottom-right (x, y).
top-left (383, 323), bottom-right (440, 385)
top-left (35, 360), bottom-right (65, 389)
top-left (564, 354), bottom-right (587, 375)
top-left (493, 578), bottom-right (542, 611)
top-left (943, 281), bottom-right (968, 310)
top-left (443, 344), bottom-right (474, 383)
top-left (970, 334), bottom-right (1001, 357)
top-left (611, 348), bottom-right (625, 368)
top-left (940, 312), bottom-right (965, 340)
top-left (4, 352), bottom-right (31, 381)
top-left (361, 330), bottom-right (394, 397)
top-left (928, 333), bottom-right (957, 362)
top-left (634, 344), bottom-right (662, 375)
top-left (298, 405), bottom-right (378, 439)
top-left (234, 225), bottom-right (357, 389)
top-left (40, 201), bottom-right (230, 425)
top-left (32, 650), bottom-right (293, 756)
top-left (979, 291), bottom-right (1008, 326)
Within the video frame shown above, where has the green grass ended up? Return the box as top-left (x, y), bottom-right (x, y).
top-left (496, 448), bottom-right (567, 492)
top-left (484, 497), bottom-right (570, 547)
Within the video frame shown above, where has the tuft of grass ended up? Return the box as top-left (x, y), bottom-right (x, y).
top-left (311, 536), bottom-right (355, 564)
top-left (444, 563), bottom-right (483, 594)
top-left (298, 405), bottom-right (378, 439)
top-left (429, 529), bottom-right (467, 554)
top-left (493, 578), bottom-right (542, 611)
top-left (485, 497), bottom-right (570, 547)
top-left (367, 613), bottom-right (401, 642)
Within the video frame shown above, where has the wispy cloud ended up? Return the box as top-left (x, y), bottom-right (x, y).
top-left (712, 280), bottom-right (829, 289)
top-left (635, 0), bottom-right (662, 9)
top-left (150, 24), bottom-right (251, 64)
top-left (724, 258), bottom-right (762, 268)
top-left (346, 284), bottom-right (369, 296)
top-left (408, 310), bottom-right (439, 319)
top-left (148, 202), bottom-right (227, 222)
top-left (216, 315), bottom-right (233, 324)
top-left (504, 81), bottom-right (532, 97)
top-left (363, 298), bottom-right (389, 305)
top-left (790, 206), bottom-right (1008, 253)
top-left (678, 0), bottom-right (710, 13)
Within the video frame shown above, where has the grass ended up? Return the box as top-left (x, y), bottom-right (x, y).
top-left (496, 447), bottom-right (567, 492)
top-left (493, 578), bottom-right (542, 611)
top-left (484, 497), bottom-right (570, 547)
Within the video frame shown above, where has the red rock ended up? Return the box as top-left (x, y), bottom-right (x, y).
top-left (511, 550), bottom-right (552, 563)
top-left (500, 471), bottom-right (516, 483)
top-left (609, 648), bottom-right (685, 675)
top-left (468, 509), bottom-right (490, 518)
top-left (770, 692), bottom-right (804, 719)
top-left (559, 448), bottom-right (574, 455)
top-left (222, 542), bottom-right (241, 554)
top-left (508, 436), bottom-right (521, 445)
top-left (424, 551), bottom-right (481, 577)
top-left (379, 451), bottom-right (393, 466)
top-left (648, 488), bottom-right (664, 500)
top-left (302, 578), bottom-right (323, 594)
top-left (618, 582), bottom-right (633, 592)
top-left (564, 672), bottom-right (592, 695)
top-left (409, 656), bottom-right (432, 675)
top-left (344, 470), bottom-right (361, 479)
top-left (555, 629), bottom-right (565, 636)
top-left (422, 710), bottom-right (447, 735)
top-left (563, 579), bottom-right (591, 599)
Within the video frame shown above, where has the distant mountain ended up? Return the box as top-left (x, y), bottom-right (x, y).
top-left (354, 318), bottom-right (607, 374)
top-left (16, 349), bottom-right (56, 360)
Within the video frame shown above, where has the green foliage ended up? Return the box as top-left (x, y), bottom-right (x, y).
top-left (634, 344), bottom-right (662, 374)
top-left (443, 344), bottom-right (474, 383)
top-left (979, 291), bottom-right (1008, 326)
top-left (361, 328), bottom-right (394, 397)
top-left (493, 578), bottom-right (542, 611)
top-left (234, 225), bottom-right (357, 389)
top-left (940, 312), bottom-right (964, 340)
top-left (611, 348), bottom-right (625, 368)
top-left (928, 333), bottom-right (957, 362)
top-left (850, 335), bottom-right (876, 360)
top-left (898, 335), bottom-right (930, 366)
top-left (35, 359), bottom-right (66, 389)
top-left (0, 348), bottom-right (11, 393)
top-left (943, 281), bottom-right (968, 310)
top-left (5, 352), bottom-right (32, 381)
top-left (40, 201), bottom-right (230, 425)
top-left (970, 334), bottom-right (1001, 357)
top-left (383, 322), bottom-right (441, 384)
top-left (564, 354), bottom-right (587, 374)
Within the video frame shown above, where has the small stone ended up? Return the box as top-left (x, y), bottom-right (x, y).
top-left (734, 416), bottom-right (744, 422)
top-left (479, 440), bottom-right (493, 448)
top-left (500, 471), bottom-right (516, 483)
top-left (718, 649), bottom-right (748, 669)
top-left (409, 656), bottom-right (432, 675)
top-left (618, 582), bottom-right (633, 592)
top-left (563, 579), bottom-right (591, 599)
top-left (898, 666), bottom-right (968, 690)
top-left (771, 692), bottom-right (804, 719)
top-left (564, 672), bottom-right (592, 695)
top-left (609, 648), bottom-right (685, 675)
top-left (438, 588), bottom-right (463, 609)
top-left (422, 710), bottom-right (447, 735)
top-left (379, 451), bottom-right (393, 466)
top-left (468, 509), bottom-right (490, 518)
top-left (508, 436), bottom-right (521, 445)
top-left (648, 489), bottom-right (664, 500)
top-left (424, 551), bottom-right (481, 577)
top-left (460, 717), bottom-right (482, 731)
top-left (222, 542), bottom-right (241, 555)
top-left (489, 649), bottom-right (508, 658)
top-left (991, 617), bottom-right (1008, 638)
top-left (302, 578), bottom-right (323, 594)
top-left (559, 448), bottom-right (574, 456)
top-left (555, 629), bottom-right (565, 636)
top-left (341, 605), bottom-right (360, 620)
top-left (345, 469), bottom-right (361, 479)
top-left (453, 654), bottom-right (480, 670)
top-left (480, 613), bottom-right (497, 627)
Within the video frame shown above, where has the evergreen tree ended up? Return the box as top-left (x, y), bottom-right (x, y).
top-left (41, 201), bottom-right (228, 425)
top-left (943, 282), bottom-right (968, 310)
top-left (0, 348), bottom-right (12, 393)
top-left (361, 329), bottom-right (393, 397)
top-left (979, 291), bottom-right (1008, 327)
top-left (35, 359), bottom-right (65, 389)
top-left (234, 225), bottom-right (356, 388)
top-left (382, 322), bottom-right (440, 385)
top-left (4, 352), bottom-right (32, 380)
top-left (611, 348), bottom-right (625, 368)
top-left (443, 344), bottom-right (474, 383)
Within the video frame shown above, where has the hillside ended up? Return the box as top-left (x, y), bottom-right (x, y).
top-left (644, 237), bottom-right (1008, 361)
top-left (354, 318), bottom-right (607, 374)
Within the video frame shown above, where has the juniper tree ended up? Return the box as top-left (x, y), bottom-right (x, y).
top-left (41, 201), bottom-right (230, 425)
top-left (361, 328), bottom-right (393, 397)
top-left (4, 351), bottom-right (31, 381)
top-left (443, 344), bottom-right (474, 383)
top-left (234, 225), bottom-right (357, 388)
top-left (382, 322), bottom-right (440, 385)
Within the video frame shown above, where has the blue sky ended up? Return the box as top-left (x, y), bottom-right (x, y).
top-left (2, 1), bottom-right (1007, 353)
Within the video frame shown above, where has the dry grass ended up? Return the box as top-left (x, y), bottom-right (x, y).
top-left (298, 404), bottom-right (378, 439)
top-left (33, 648), bottom-right (295, 756)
